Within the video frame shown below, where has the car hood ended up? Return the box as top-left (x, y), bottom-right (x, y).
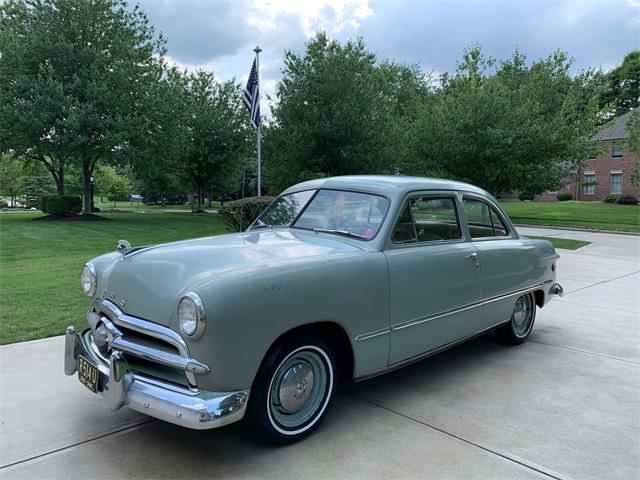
top-left (99, 229), bottom-right (363, 325)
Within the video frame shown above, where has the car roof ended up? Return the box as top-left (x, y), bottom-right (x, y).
top-left (281, 175), bottom-right (490, 200)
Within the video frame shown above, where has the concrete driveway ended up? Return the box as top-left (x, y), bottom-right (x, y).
top-left (1, 227), bottom-right (638, 479)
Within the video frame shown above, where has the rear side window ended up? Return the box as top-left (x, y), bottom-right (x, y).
top-left (463, 198), bottom-right (509, 238)
top-left (392, 196), bottom-right (461, 244)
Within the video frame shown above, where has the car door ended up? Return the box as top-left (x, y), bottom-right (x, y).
top-left (384, 193), bottom-right (483, 365)
top-left (460, 195), bottom-right (539, 327)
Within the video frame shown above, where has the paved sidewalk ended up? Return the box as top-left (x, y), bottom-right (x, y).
top-left (1, 227), bottom-right (638, 479)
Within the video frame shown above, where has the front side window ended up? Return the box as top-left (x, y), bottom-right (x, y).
top-left (611, 173), bottom-right (622, 193)
top-left (392, 196), bottom-right (461, 244)
top-left (463, 198), bottom-right (510, 239)
top-left (252, 189), bottom-right (315, 228)
top-left (584, 174), bottom-right (596, 195)
top-left (292, 190), bottom-right (389, 240)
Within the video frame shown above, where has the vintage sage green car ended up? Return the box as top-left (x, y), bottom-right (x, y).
top-left (65, 176), bottom-right (563, 443)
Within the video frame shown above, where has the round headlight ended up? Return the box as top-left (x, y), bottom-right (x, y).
top-left (80, 263), bottom-right (97, 297)
top-left (177, 292), bottom-right (206, 339)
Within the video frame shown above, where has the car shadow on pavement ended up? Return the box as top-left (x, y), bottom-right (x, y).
top-left (95, 334), bottom-right (518, 478)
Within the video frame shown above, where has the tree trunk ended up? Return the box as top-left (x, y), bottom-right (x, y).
top-left (82, 161), bottom-right (93, 215)
top-left (195, 185), bottom-right (203, 212)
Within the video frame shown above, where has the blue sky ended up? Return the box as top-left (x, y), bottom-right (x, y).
top-left (137, 0), bottom-right (640, 112)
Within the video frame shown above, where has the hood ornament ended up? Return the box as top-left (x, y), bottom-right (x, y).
top-left (117, 239), bottom-right (131, 256)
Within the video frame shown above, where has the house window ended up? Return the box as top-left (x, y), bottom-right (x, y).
top-left (612, 144), bottom-right (624, 158)
top-left (584, 173), bottom-right (596, 195)
top-left (611, 173), bottom-right (622, 194)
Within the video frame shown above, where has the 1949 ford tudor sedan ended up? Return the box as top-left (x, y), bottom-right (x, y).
top-left (65, 175), bottom-right (563, 444)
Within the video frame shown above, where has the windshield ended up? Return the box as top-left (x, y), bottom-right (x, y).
top-left (251, 189), bottom-right (315, 228)
top-left (292, 189), bottom-right (389, 240)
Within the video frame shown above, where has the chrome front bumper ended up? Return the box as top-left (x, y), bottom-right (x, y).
top-left (64, 326), bottom-right (249, 430)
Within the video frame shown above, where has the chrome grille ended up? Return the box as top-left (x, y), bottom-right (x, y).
top-left (88, 300), bottom-right (209, 389)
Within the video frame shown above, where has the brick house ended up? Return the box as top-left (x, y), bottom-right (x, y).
top-left (535, 107), bottom-right (639, 201)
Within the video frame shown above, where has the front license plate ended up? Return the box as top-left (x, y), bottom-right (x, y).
top-left (78, 355), bottom-right (99, 393)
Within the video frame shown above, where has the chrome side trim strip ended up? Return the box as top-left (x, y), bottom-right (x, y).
top-left (390, 283), bottom-right (542, 332)
top-left (354, 327), bottom-right (391, 342)
top-left (354, 319), bottom-right (510, 382)
top-left (354, 283), bottom-right (543, 342)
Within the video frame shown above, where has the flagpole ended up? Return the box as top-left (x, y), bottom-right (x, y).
top-left (254, 46), bottom-right (262, 197)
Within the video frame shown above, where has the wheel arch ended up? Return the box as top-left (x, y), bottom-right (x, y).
top-left (533, 289), bottom-right (545, 308)
top-left (255, 321), bottom-right (355, 386)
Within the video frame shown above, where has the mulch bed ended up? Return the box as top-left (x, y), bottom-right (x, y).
top-left (35, 214), bottom-right (111, 221)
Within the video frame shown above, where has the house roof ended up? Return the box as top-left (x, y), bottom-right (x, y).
top-left (595, 107), bottom-right (640, 142)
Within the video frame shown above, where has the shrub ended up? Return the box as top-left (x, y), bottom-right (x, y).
top-left (218, 196), bottom-right (275, 231)
top-left (40, 195), bottom-right (82, 216)
top-left (615, 194), bottom-right (639, 205)
top-left (0, 200), bottom-right (8, 208)
top-left (556, 192), bottom-right (573, 201)
top-left (602, 194), bottom-right (620, 204)
top-left (518, 191), bottom-right (535, 201)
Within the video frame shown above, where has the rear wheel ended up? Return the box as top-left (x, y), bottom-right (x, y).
top-left (495, 292), bottom-right (536, 345)
top-left (247, 337), bottom-right (336, 445)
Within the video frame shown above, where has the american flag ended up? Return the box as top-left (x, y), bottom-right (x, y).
top-left (243, 58), bottom-right (261, 128)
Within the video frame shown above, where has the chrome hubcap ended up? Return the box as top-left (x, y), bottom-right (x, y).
top-left (512, 294), bottom-right (534, 337)
top-left (513, 298), bottom-right (527, 327)
top-left (278, 362), bottom-right (315, 413)
top-left (268, 347), bottom-right (331, 431)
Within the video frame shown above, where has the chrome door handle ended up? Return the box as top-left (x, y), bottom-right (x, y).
top-left (466, 253), bottom-right (478, 259)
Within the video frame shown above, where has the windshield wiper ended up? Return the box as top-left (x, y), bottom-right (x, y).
top-left (312, 228), bottom-right (368, 240)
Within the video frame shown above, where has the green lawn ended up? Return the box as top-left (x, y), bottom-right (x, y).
top-left (500, 201), bottom-right (640, 233)
top-left (94, 200), bottom-right (222, 211)
top-left (0, 212), bottom-right (232, 344)
top-left (525, 236), bottom-right (591, 250)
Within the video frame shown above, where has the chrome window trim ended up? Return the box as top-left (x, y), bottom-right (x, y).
top-left (290, 188), bottom-right (392, 242)
top-left (387, 191), bottom-right (465, 249)
top-left (461, 194), bottom-right (516, 241)
top-left (354, 283), bottom-right (543, 342)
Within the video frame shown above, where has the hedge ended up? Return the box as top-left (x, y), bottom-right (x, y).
top-left (602, 194), bottom-right (620, 204)
top-left (615, 194), bottom-right (639, 205)
top-left (218, 196), bottom-right (275, 231)
top-left (40, 195), bottom-right (82, 216)
top-left (556, 192), bottom-right (573, 201)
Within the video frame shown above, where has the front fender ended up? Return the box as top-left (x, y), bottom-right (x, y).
top-left (188, 252), bottom-right (390, 392)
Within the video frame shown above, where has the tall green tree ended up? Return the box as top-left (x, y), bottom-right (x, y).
top-left (266, 33), bottom-right (393, 192)
top-left (0, 155), bottom-right (24, 206)
top-left (179, 70), bottom-right (252, 212)
top-left (20, 159), bottom-right (56, 205)
top-left (599, 51), bottom-right (640, 117)
top-left (0, 0), bottom-right (165, 214)
top-left (412, 47), bottom-right (601, 195)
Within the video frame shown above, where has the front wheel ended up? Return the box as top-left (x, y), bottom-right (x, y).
top-left (247, 337), bottom-right (336, 445)
top-left (494, 292), bottom-right (537, 345)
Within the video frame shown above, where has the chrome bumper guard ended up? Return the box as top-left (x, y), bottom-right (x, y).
top-left (549, 283), bottom-right (564, 297)
top-left (64, 326), bottom-right (249, 430)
